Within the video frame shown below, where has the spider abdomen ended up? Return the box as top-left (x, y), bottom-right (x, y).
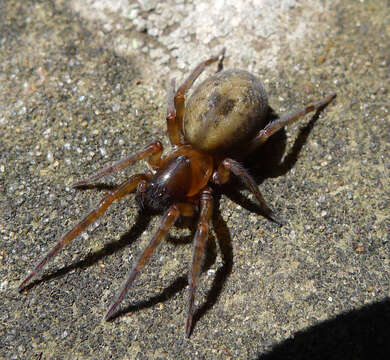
top-left (183, 69), bottom-right (268, 156)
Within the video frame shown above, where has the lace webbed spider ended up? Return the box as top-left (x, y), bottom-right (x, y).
top-left (19, 49), bottom-right (336, 337)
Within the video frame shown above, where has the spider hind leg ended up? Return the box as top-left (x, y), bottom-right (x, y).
top-left (186, 187), bottom-right (213, 337)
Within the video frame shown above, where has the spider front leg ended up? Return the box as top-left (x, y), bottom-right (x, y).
top-left (18, 174), bottom-right (146, 291)
top-left (174, 48), bottom-right (225, 135)
top-left (248, 92), bottom-right (336, 151)
top-left (105, 203), bottom-right (183, 320)
top-left (72, 141), bottom-right (163, 187)
top-left (213, 159), bottom-right (281, 224)
top-left (166, 78), bottom-right (182, 146)
top-left (186, 187), bottom-right (213, 337)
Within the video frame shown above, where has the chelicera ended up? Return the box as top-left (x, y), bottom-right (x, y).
top-left (19, 49), bottom-right (336, 337)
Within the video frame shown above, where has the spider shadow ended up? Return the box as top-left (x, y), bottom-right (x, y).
top-left (21, 209), bottom-right (153, 291)
top-left (109, 192), bottom-right (233, 337)
top-left (161, 98), bottom-right (330, 332)
top-left (22, 101), bottom-right (331, 334)
top-left (182, 103), bottom-right (331, 333)
top-left (71, 183), bottom-right (118, 191)
top-left (223, 103), bottom-right (330, 219)
top-left (22, 186), bottom-right (231, 335)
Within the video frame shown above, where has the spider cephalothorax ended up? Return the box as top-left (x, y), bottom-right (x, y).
top-left (136, 155), bottom-right (192, 211)
top-left (19, 49), bottom-right (336, 337)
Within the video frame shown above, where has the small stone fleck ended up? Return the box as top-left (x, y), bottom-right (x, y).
top-left (47, 151), bottom-right (54, 163)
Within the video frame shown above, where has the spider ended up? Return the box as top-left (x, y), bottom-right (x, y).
top-left (19, 48), bottom-right (336, 337)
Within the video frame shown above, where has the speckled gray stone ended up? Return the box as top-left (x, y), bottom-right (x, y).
top-left (1, 0), bottom-right (389, 359)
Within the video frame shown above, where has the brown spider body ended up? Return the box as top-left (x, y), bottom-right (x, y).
top-left (136, 147), bottom-right (213, 212)
top-left (19, 49), bottom-right (336, 337)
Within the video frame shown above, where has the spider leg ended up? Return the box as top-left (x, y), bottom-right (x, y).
top-left (72, 141), bottom-right (162, 187)
top-left (216, 49), bottom-right (225, 73)
top-left (105, 204), bottom-right (181, 321)
top-left (248, 92), bottom-right (336, 151)
top-left (18, 174), bottom-right (146, 291)
top-left (166, 78), bottom-right (182, 146)
top-left (174, 48), bottom-right (225, 134)
top-left (186, 187), bottom-right (213, 337)
top-left (213, 159), bottom-right (281, 224)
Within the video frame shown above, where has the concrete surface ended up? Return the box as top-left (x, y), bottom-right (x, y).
top-left (1, 0), bottom-right (389, 359)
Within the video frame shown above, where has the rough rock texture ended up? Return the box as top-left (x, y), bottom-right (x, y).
top-left (1, 0), bottom-right (389, 359)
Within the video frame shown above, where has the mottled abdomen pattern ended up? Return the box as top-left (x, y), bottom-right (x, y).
top-left (183, 69), bottom-right (268, 155)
